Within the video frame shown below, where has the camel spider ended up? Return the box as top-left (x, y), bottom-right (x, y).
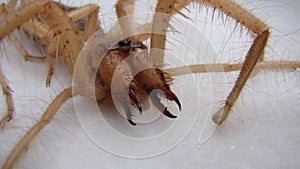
top-left (0, 0), bottom-right (300, 168)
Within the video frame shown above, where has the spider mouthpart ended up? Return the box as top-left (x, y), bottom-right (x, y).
top-left (155, 69), bottom-right (181, 112)
top-left (128, 119), bottom-right (137, 126)
top-left (166, 90), bottom-right (182, 117)
top-left (172, 94), bottom-right (182, 111)
top-left (129, 85), bottom-right (143, 113)
top-left (150, 89), bottom-right (179, 119)
top-left (163, 108), bottom-right (177, 119)
top-left (121, 101), bottom-right (137, 126)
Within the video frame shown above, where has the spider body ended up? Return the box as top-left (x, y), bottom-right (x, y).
top-left (0, 0), bottom-right (299, 168)
top-left (0, 0), bottom-right (100, 87)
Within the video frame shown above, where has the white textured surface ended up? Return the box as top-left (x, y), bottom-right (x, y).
top-left (0, 0), bottom-right (299, 169)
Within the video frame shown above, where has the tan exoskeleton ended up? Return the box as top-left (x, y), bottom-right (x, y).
top-left (0, 0), bottom-right (299, 168)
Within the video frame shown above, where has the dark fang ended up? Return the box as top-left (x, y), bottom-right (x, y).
top-left (128, 119), bottom-right (136, 126)
top-left (150, 91), bottom-right (177, 119)
top-left (163, 107), bottom-right (177, 118)
top-left (174, 96), bottom-right (181, 111)
top-left (129, 87), bottom-right (143, 113)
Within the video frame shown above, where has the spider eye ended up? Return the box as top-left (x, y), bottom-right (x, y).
top-left (118, 40), bottom-right (125, 46)
top-left (118, 39), bottom-right (131, 47)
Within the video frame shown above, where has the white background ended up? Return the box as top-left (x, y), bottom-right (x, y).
top-left (0, 0), bottom-right (300, 168)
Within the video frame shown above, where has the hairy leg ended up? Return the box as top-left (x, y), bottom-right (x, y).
top-left (0, 66), bottom-right (13, 130)
top-left (2, 87), bottom-right (74, 169)
top-left (150, 0), bottom-right (270, 125)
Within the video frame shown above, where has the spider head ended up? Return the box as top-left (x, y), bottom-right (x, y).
top-left (100, 38), bottom-right (181, 125)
